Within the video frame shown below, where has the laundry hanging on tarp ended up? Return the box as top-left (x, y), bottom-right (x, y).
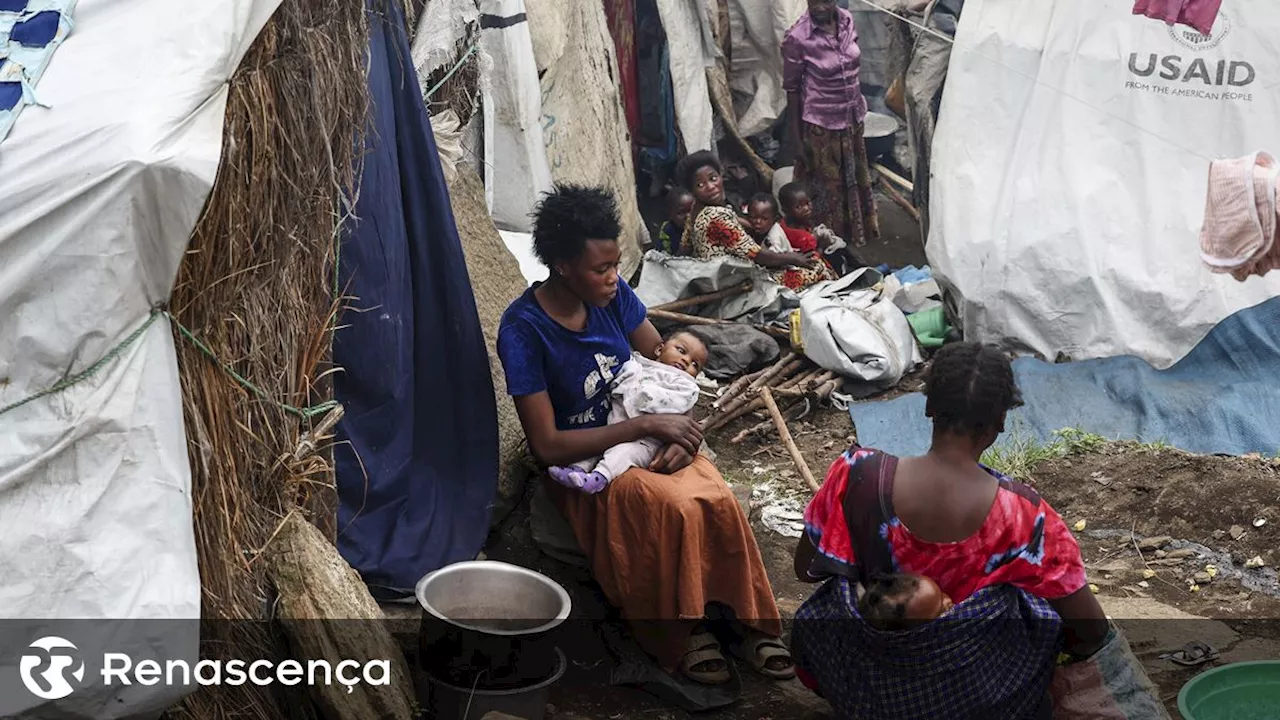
top-left (1133, 0), bottom-right (1221, 36)
top-left (1200, 151), bottom-right (1280, 281)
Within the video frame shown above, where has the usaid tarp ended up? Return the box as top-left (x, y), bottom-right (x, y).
top-left (0, 1), bottom-right (281, 715)
top-left (929, 0), bottom-right (1280, 368)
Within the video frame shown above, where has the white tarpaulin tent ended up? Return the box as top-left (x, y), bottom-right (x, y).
top-left (0, 0), bottom-right (280, 716)
top-left (929, 0), bottom-right (1280, 368)
top-left (726, 0), bottom-right (805, 138)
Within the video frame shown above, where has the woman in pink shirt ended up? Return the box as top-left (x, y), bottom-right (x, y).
top-left (782, 0), bottom-right (879, 253)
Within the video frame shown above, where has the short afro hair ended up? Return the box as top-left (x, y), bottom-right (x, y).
top-left (778, 182), bottom-right (809, 211)
top-left (666, 185), bottom-right (694, 210)
top-left (747, 192), bottom-right (779, 216)
top-left (530, 183), bottom-right (622, 267)
top-left (857, 574), bottom-right (921, 631)
top-left (676, 150), bottom-right (721, 194)
top-left (924, 342), bottom-right (1024, 438)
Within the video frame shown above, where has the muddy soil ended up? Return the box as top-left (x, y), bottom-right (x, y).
top-left (468, 412), bottom-right (1280, 720)
top-left (1032, 448), bottom-right (1280, 619)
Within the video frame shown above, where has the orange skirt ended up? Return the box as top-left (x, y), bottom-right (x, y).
top-left (547, 454), bottom-right (783, 671)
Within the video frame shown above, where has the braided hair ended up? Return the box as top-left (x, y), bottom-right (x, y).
top-left (923, 342), bottom-right (1023, 438)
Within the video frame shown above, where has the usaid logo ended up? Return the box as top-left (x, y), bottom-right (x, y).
top-left (19, 636), bottom-right (85, 700)
top-left (1169, 10), bottom-right (1229, 51)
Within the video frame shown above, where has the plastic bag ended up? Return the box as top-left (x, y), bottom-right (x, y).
top-left (1050, 627), bottom-right (1171, 720)
top-left (795, 268), bottom-right (923, 385)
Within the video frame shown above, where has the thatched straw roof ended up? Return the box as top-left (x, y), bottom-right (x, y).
top-left (164, 0), bottom-right (389, 716)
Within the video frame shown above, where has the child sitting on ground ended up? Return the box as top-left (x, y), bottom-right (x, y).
top-left (548, 331), bottom-right (710, 494)
top-left (857, 573), bottom-right (955, 631)
top-left (655, 187), bottom-right (695, 256)
top-left (779, 182), bottom-right (858, 275)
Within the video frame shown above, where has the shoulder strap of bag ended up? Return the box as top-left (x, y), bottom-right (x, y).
top-left (841, 449), bottom-right (899, 583)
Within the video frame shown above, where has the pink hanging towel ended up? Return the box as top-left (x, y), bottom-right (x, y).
top-left (1199, 152), bottom-right (1279, 281)
top-left (1133, 0), bottom-right (1222, 36)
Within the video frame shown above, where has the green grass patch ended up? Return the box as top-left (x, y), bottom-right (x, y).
top-left (980, 425), bottom-right (1175, 481)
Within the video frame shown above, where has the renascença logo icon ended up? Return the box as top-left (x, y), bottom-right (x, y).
top-left (20, 636), bottom-right (85, 700)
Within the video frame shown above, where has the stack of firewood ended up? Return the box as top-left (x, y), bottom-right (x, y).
top-left (700, 352), bottom-right (842, 491)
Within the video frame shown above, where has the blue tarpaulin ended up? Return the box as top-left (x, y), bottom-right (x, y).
top-left (851, 297), bottom-right (1280, 458)
top-left (333, 1), bottom-right (498, 598)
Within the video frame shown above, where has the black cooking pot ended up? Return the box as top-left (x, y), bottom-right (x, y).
top-left (864, 111), bottom-right (899, 162)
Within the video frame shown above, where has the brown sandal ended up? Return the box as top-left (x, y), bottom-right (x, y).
top-left (679, 630), bottom-right (731, 685)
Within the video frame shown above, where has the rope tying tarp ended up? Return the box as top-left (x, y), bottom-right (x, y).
top-left (0, 307), bottom-right (337, 420)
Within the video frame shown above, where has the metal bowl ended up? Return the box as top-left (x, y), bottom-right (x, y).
top-left (414, 560), bottom-right (572, 637)
top-left (864, 111), bottom-right (900, 161)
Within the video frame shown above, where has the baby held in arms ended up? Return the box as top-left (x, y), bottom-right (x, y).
top-left (548, 331), bottom-right (710, 494)
top-left (858, 573), bottom-right (955, 631)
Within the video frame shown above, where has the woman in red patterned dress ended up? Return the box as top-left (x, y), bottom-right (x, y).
top-left (677, 151), bottom-right (834, 292)
top-left (791, 342), bottom-right (1112, 717)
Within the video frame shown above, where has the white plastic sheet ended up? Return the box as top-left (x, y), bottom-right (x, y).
top-left (797, 269), bottom-right (922, 385)
top-left (0, 0), bottom-right (281, 715)
top-left (655, 0), bottom-right (715, 153)
top-left (726, 0), bottom-right (804, 138)
top-left (929, 0), bottom-right (1280, 368)
top-left (634, 251), bottom-right (796, 322)
top-left (478, 0), bottom-right (554, 233)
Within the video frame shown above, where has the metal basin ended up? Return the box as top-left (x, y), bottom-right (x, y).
top-left (415, 560), bottom-right (571, 636)
top-left (415, 561), bottom-right (570, 692)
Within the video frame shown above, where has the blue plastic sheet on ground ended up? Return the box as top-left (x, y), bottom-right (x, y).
top-left (333, 0), bottom-right (498, 597)
top-left (850, 296), bottom-right (1280, 458)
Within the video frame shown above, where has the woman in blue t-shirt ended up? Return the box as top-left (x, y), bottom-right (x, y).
top-left (497, 185), bottom-right (793, 685)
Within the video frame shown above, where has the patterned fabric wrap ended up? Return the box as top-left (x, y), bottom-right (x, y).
top-left (684, 204), bottom-right (835, 291)
top-left (792, 578), bottom-right (1063, 720)
top-left (794, 121), bottom-right (879, 249)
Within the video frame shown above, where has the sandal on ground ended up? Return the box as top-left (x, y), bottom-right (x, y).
top-left (1160, 641), bottom-right (1219, 667)
top-left (729, 631), bottom-right (796, 680)
top-left (680, 630), bottom-right (731, 685)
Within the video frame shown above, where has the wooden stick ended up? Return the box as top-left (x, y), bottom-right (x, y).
top-left (760, 388), bottom-right (820, 492)
top-left (651, 282), bottom-right (752, 313)
top-left (705, 370), bottom-right (829, 433)
top-left (731, 399), bottom-right (807, 444)
top-left (879, 177), bottom-right (920, 222)
top-left (646, 308), bottom-right (791, 340)
top-left (776, 367), bottom-right (820, 392)
top-left (716, 367), bottom-right (766, 409)
top-left (707, 357), bottom-right (803, 425)
top-left (873, 163), bottom-right (914, 194)
top-left (709, 352), bottom-right (796, 414)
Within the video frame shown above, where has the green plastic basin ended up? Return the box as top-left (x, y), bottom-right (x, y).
top-left (1178, 661), bottom-right (1280, 720)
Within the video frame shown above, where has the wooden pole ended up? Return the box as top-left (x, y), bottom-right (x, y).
top-left (731, 399), bottom-right (806, 444)
top-left (646, 308), bottom-right (791, 340)
top-left (716, 367), bottom-right (767, 409)
top-left (872, 163), bottom-right (914, 194)
top-left (709, 352), bottom-right (796, 412)
top-left (879, 177), bottom-right (920, 222)
top-left (703, 356), bottom-right (802, 429)
top-left (760, 388), bottom-right (820, 492)
top-left (651, 281), bottom-right (752, 313)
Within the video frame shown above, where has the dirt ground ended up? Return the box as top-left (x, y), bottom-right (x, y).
top-left (464, 401), bottom-right (1280, 720)
top-left (412, 194), bottom-right (1280, 719)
